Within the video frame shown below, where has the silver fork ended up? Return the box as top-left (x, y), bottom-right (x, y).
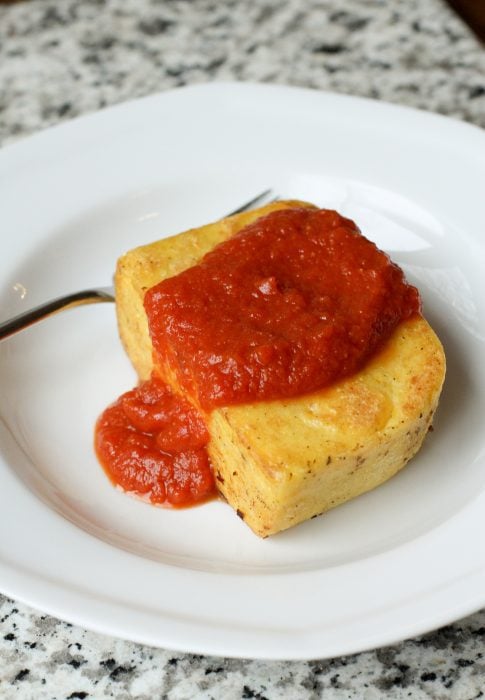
top-left (0, 189), bottom-right (274, 341)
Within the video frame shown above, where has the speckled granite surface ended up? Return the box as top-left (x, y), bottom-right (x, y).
top-left (1, 0), bottom-right (484, 697)
top-left (1, 597), bottom-right (485, 699)
top-left (1, 0), bottom-right (485, 146)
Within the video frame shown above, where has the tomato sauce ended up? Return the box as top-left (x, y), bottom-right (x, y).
top-left (96, 207), bottom-right (421, 507)
top-left (145, 208), bottom-right (421, 410)
top-left (95, 375), bottom-right (215, 507)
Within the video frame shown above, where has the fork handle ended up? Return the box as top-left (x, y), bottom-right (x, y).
top-left (0, 190), bottom-right (275, 342)
top-left (0, 288), bottom-right (115, 341)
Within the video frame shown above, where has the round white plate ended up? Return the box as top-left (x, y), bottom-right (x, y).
top-left (1, 82), bottom-right (484, 660)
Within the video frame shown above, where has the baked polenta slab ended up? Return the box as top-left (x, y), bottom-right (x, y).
top-left (114, 201), bottom-right (445, 536)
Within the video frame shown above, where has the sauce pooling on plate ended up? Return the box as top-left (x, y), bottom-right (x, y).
top-left (96, 208), bottom-right (421, 507)
top-left (95, 375), bottom-right (215, 506)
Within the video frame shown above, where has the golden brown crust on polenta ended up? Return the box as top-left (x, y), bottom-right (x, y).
top-left (114, 201), bottom-right (445, 537)
top-left (207, 315), bottom-right (444, 535)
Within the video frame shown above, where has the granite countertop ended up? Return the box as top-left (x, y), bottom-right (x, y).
top-left (1, 0), bottom-right (485, 698)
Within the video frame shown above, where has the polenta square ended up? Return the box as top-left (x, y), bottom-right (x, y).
top-left (114, 201), bottom-right (445, 536)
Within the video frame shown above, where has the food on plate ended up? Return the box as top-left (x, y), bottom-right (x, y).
top-left (95, 200), bottom-right (445, 536)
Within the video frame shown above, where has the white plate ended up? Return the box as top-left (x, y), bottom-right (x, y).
top-left (1, 82), bottom-right (484, 660)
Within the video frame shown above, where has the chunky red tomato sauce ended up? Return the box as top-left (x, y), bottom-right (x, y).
top-left (145, 208), bottom-right (421, 410)
top-left (96, 207), bottom-right (421, 507)
top-left (95, 375), bottom-right (214, 506)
